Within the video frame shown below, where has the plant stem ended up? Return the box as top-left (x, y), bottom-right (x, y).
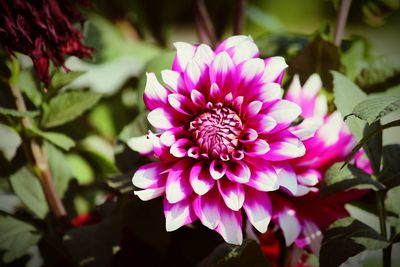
top-left (376, 190), bottom-right (391, 267)
top-left (234, 0), bottom-right (246, 35)
top-left (9, 59), bottom-right (67, 220)
top-left (334, 0), bottom-right (352, 46)
top-left (194, 0), bottom-right (216, 46)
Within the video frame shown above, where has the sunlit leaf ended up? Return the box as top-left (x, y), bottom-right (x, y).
top-left (322, 163), bottom-right (385, 195)
top-left (0, 215), bottom-right (41, 263)
top-left (332, 71), bottom-right (367, 141)
top-left (27, 126), bottom-right (75, 151)
top-left (0, 123), bottom-right (21, 161)
top-left (9, 166), bottom-right (48, 218)
top-left (41, 90), bottom-right (102, 128)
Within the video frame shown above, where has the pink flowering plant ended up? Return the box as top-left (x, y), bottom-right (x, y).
top-left (0, 1), bottom-right (399, 267)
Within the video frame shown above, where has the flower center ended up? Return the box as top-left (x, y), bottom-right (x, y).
top-left (189, 104), bottom-right (243, 158)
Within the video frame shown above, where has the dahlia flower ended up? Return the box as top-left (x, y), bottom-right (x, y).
top-left (131, 35), bottom-right (315, 244)
top-left (263, 74), bottom-right (371, 252)
top-left (0, 0), bottom-right (93, 85)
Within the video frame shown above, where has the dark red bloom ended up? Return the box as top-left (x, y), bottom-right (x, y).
top-left (0, 0), bottom-right (93, 85)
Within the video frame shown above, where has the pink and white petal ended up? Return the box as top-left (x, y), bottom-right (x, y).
top-left (189, 162), bottom-right (215, 195)
top-left (297, 169), bottom-right (320, 187)
top-left (257, 83), bottom-right (284, 103)
top-left (135, 187), bottom-right (165, 201)
top-left (218, 179), bottom-right (245, 211)
top-left (314, 94), bottom-right (328, 118)
top-left (294, 185), bottom-right (314, 197)
top-left (266, 100), bottom-right (301, 125)
top-left (164, 197), bottom-right (196, 231)
top-left (240, 128), bottom-right (258, 143)
top-left (247, 115), bottom-right (277, 133)
top-left (278, 209), bottom-right (302, 246)
top-left (209, 52), bottom-right (237, 97)
top-left (243, 100), bottom-right (262, 119)
top-left (243, 187), bottom-right (272, 233)
top-left (172, 42), bottom-right (196, 72)
top-left (209, 160), bottom-right (227, 180)
top-left (290, 117), bottom-right (322, 141)
top-left (184, 59), bottom-right (203, 89)
top-left (127, 135), bottom-right (153, 155)
top-left (226, 160), bottom-right (251, 183)
top-left (193, 187), bottom-right (220, 229)
top-left (262, 57), bottom-right (288, 83)
top-left (168, 94), bottom-right (195, 115)
top-left (190, 89), bottom-right (206, 107)
top-left (275, 162), bottom-right (298, 195)
top-left (166, 160), bottom-right (193, 203)
top-left (245, 160), bottom-right (279, 192)
top-left (286, 74), bottom-right (302, 102)
top-left (243, 139), bottom-right (270, 156)
top-left (147, 107), bottom-right (183, 130)
top-left (215, 204), bottom-right (243, 245)
top-left (266, 134), bottom-right (305, 161)
top-left (295, 220), bottom-right (322, 253)
top-left (216, 35), bottom-right (259, 64)
top-left (240, 58), bottom-right (264, 82)
top-left (132, 161), bottom-right (168, 189)
top-left (302, 73), bottom-right (322, 98)
top-left (170, 138), bottom-right (192, 158)
top-left (193, 43), bottom-right (215, 66)
top-left (161, 70), bottom-right (181, 92)
top-left (144, 73), bottom-right (169, 110)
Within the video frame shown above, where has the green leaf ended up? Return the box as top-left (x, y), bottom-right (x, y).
top-left (50, 70), bottom-right (83, 91)
top-left (0, 215), bottom-right (41, 263)
top-left (45, 142), bottom-right (73, 198)
top-left (0, 106), bottom-right (38, 118)
top-left (350, 95), bottom-right (400, 124)
top-left (356, 56), bottom-right (400, 93)
top-left (343, 119), bottom-right (400, 168)
top-left (332, 71), bottom-right (367, 141)
top-left (41, 91), bottom-right (102, 128)
top-left (0, 123), bottom-right (21, 161)
top-left (385, 186), bottom-right (400, 234)
top-left (362, 121), bottom-right (382, 176)
top-left (198, 239), bottom-right (271, 267)
top-left (322, 163), bottom-right (385, 195)
top-left (320, 217), bottom-right (389, 267)
top-left (18, 70), bottom-right (42, 107)
top-left (79, 136), bottom-right (118, 175)
top-left (9, 166), bottom-right (48, 218)
top-left (380, 145), bottom-right (400, 188)
top-left (66, 153), bottom-right (94, 185)
top-left (341, 38), bottom-right (370, 81)
top-left (27, 126), bottom-right (75, 151)
top-left (119, 112), bottom-right (150, 142)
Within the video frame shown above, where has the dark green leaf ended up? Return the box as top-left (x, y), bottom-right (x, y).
top-left (27, 126), bottom-right (75, 151)
top-left (322, 163), bottom-right (385, 195)
top-left (50, 70), bottom-right (83, 91)
top-left (119, 112), bottom-right (150, 143)
top-left (320, 217), bottom-right (389, 267)
top-left (198, 239), bottom-right (271, 267)
top-left (18, 70), bottom-right (42, 107)
top-left (350, 95), bottom-right (400, 124)
top-left (332, 71), bottom-right (367, 141)
top-left (380, 145), bottom-right (400, 188)
top-left (44, 142), bottom-right (73, 198)
top-left (0, 215), bottom-right (41, 263)
top-left (9, 166), bottom-right (48, 218)
top-left (363, 121), bottom-right (382, 176)
top-left (343, 120), bottom-right (400, 168)
top-left (41, 91), bottom-right (102, 128)
top-left (385, 186), bottom-right (400, 234)
top-left (0, 107), bottom-right (38, 118)
top-left (341, 38), bottom-right (370, 81)
top-left (289, 36), bottom-right (341, 90)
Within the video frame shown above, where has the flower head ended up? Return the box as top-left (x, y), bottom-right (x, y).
top-left (131, 36), bottom-right (314, 244)
top-left (0, 0), bottom-right (93, 85)
top-left (261, 74), bottom-right (371, 252)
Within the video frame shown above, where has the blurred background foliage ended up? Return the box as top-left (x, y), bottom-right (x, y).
top-left (0, 0), bottom-right (399, 266)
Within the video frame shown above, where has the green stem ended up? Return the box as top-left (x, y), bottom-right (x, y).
top-left (376, 190), bottom-right (391, 267)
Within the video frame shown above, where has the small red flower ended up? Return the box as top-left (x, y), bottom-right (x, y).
top-left (0, 0), bottom-right (93, 85)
